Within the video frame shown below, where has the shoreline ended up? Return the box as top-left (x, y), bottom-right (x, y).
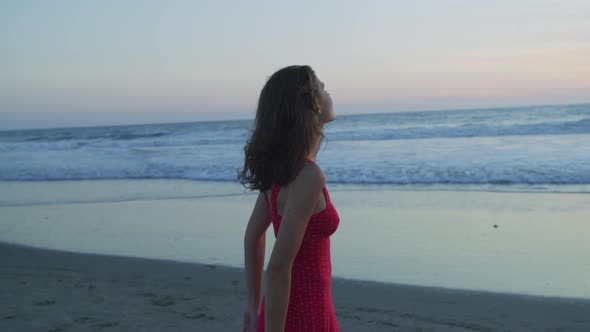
top-left (2, 179), bottom-right (590, 299)
top-left (2, 179), bottom-right (590, 197)
top-left (2, 241), bottom-right (590, 331)
top-left (3, 240), bottom-right (590, 302)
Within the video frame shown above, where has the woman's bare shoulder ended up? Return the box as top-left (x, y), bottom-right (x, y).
top-left (293, 162), bottom-right (326, 191)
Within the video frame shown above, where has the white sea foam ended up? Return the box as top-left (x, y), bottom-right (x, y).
top-left (1, 104), bottom-right (589, 190)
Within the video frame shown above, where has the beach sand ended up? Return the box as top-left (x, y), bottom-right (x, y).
top-left (2, 179), bottom-right (590, 331)
top-left (1, 242), bottom-right (589, 332)
top-left (2, 180), bottom-right (590, 299)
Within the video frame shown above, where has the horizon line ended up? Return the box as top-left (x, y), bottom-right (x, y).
top-left (1, 101), bottom-right (588, 133)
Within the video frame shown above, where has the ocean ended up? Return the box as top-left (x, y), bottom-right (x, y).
top-left (2, 103), bottom-right (590, 298)
top-left (1, 103), bottom-right (590, 193)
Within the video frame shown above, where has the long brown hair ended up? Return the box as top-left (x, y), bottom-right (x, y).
top-left (239, 65), bottom-right (324, 191)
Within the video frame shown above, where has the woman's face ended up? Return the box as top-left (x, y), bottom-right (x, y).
top-left (316, 77), bottom-right (335, 123)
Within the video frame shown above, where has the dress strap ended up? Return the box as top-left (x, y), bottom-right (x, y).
top-left (262, 191), bottom-right (270, 208)
top-left (322, 185), bottom-right (331, 205)
top-left (304, 156), bottom-right (316, 164)
top-left (270, 183), bottom-right (281, 217)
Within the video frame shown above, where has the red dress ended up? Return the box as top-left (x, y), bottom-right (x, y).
top-left (257, 159), bottom-right (340, 332)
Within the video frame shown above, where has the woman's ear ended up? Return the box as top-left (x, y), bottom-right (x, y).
top-left (314, 95), bottom-right (322, 114)
top-left (315, 104), bottom-right (322, 115)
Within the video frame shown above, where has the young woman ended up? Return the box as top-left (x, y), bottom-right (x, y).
top-left (240, 65), bottom-right (340, 332)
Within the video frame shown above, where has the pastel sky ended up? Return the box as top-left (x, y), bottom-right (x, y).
top-left (1, 0), bottom-right (589, 130)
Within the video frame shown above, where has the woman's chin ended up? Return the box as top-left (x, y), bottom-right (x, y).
top-left (321, 113), bottom-right (336, 124)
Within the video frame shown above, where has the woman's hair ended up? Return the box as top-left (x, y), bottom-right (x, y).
top-left (239, 65), bottom-right (324, 192)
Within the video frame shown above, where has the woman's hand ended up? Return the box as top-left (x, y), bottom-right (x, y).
top-left (242, 306), bottom-right (259, 332)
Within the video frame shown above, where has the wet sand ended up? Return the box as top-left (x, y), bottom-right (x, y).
top-left (2, 242), bottom-right (590, 332)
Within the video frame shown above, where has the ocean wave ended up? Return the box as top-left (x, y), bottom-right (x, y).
top-left (2, 173), bottom-right (590, 186)
top-left (1, 104), bottom-right (590, 191)
top-left (327, 117), bottom-right (590, 142)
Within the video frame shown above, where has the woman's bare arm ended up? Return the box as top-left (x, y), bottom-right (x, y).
top-left (244, 192), bottom-right (272, 312)
top-left (264, 163), bottom-right (326, 331)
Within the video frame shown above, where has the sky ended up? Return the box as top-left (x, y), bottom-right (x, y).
top-left (1, 0), bottom-right (589, 130)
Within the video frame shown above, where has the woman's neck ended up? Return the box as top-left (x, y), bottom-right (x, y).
top-left (307, 129), bottom-right (324, 161)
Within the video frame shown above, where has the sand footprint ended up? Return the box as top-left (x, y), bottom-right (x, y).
top-left (48, 327), bottom-right (66, 332)
top-left (180, 305), bottom-right (214, 320)
top-left (150, 295), bottom-right (175, 307)
top-left (35, 299), bottom-right (56, 306)
top-left (96, 321), bottom-right (119, 329)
